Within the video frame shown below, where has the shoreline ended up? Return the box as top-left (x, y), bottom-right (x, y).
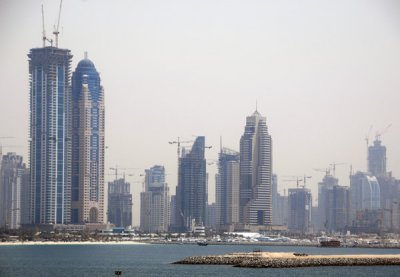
top-left (0, 241), bottom-right (148, 246)
top-left (174, 252), bottom-right (400, 268)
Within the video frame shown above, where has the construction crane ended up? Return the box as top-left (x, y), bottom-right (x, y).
top-left (365, 125), bottom-right (373, 148)
top-left (109, 166), bottom-right (138, 180)
top-left (41, 5), bottom-right (53, 47)
top-left (168, 137), bottom-right (194, 160)
top-left (283, 176), bottom-right (303, 188)
top-left (53, 0), bottom-right (63, 47)
top-left (375, 124), bottom-right (392, 142)
top-left (303, 175), bottom-right (312, 188)
top-left (314, 168), bottom-right (331, 176)
top-left (329, 162), bottom-right (346, 177)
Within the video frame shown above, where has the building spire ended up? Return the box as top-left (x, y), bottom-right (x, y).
top-left (84, 51), bottom-right (88, 60)
top-left (256, 99), bottom-right (258, 112)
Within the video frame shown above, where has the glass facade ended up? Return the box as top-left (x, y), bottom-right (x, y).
top-left (71, 55), bottom-right (105, 224)
top-left (29, 47), bottom-right (72, 224)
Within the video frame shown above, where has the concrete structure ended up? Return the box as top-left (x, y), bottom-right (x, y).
top-left (0, 153), bottom-right (25, 229)
top-left (377, 174), bottom-right (400, 232)
top-left (271, 174), bottom-right (280, 225)
top-left (326, 185), bottom-right (350, 233)
top-left (169, 195), bottom-right (176, 230)
top-left (175, 136), bottom-right (207, 232)
top-left (287, 188), bottom-right (312, 234)
top-left (216, 147), bottom-right (240, 229)
top-left (71, 54), bottom-right (105, 224)
top-left (316, 174), bottom-right (339, 231)
top-left (29, 46), bottom-right (73, 224)
top-left (108, 178), bottom-right (132, 228)
top-left (368, 139), bottom-right (386, 178)
top-left (239, 110), bottom-right (272, 226)
top-left (20, 167), bottom-right (31, 225)
top-left (140, 165), bottom-right (170, 233)
top-left (274, 193), bottom-right (288, 227)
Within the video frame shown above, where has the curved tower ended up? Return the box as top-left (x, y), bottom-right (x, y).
top-left (239, 110), bottom-right (272, 226)
top-left (71, 53), bottom-right (105, 224)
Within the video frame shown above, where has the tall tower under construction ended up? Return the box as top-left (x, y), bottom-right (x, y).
top-left (175, 136), bottom-right (207, 231)
top-left (29, 46), bottom-right (73, 224)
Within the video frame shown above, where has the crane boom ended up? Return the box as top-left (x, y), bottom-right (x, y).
top-left (53, 0), bottom-right (63, 47)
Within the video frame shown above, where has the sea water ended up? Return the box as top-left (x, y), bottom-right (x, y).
top-left (0, 244), bottom-right (399, 276)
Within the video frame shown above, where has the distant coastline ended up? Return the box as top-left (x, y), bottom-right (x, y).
top-left (0, 241), bottom-right (148, 246)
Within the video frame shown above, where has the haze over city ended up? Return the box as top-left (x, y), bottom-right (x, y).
top-left (1, 0), bottom-right (400, 225)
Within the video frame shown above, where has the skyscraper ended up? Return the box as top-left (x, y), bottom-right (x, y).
top-left (368, 139), bottom-right (386, 177)
top-left (239, 110), bottom-right (272, 226)
top-left (71, 53), bottom-right (105, 224)
top-left (140, 165), bottom-right (170, 233)
top-left (108, 178), bottom-right (132, 228)
top-left (175, 136), bottom-right (207, 231)
top-left (288, 188), bottom-right (312, 234)
top-left (29, 46), bottom-right (72, 224)
top-left (316, 173), bottom-right (338, 231)
top-left (216, 147), bottom-right (240, 228)
top-left (350, 172), bottom-right (381, 221)
top-left (0, 153), bottom-right (24, 229)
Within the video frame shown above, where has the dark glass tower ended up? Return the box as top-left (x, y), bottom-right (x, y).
top-left (71, 53), bottom-right (105, 224)
top-left (175, 136), bottom-right (206, 231)
top-left (108, 178), bottom-right (132, 228)
top-left (29, 47), bottom-right (72, 224)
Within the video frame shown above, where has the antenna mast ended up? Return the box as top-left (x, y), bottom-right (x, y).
top-left (53, 0), bottom-right (63, 47)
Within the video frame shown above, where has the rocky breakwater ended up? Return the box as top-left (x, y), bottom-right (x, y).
top-left (173, 252), bottom-right (400, 268)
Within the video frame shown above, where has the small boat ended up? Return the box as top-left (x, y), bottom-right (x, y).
top-left (197, 241), bottom-right (208, 246)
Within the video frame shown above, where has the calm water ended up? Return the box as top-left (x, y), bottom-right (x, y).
top-left (0, 244), bottom-right (399, 276)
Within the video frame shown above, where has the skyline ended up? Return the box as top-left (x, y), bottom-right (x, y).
top-left (1, 0), bottom-right (400, 225)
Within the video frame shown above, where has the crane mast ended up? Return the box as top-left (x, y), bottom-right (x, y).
top-left (53, 0), bottom-right (63, 47)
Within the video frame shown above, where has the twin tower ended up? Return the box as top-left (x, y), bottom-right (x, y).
top-left (28, 47), bottom-right (104, 225)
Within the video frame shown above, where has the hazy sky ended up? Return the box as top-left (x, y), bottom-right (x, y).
top-left (1, 0), bottom-right (400, 225)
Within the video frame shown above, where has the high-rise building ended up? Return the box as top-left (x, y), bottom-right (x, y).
top-left (0, 153), bottom-right (25, 229)
top-left (169, 195), bottom-right (176, 229)
top-left (327, 185), bottom-right (350, 232)
top-left (71, 53), bottom-right (105, 224)
top-left (175, 136), bottom-right (207, 231)
top-left (271, 174), bottom-right (279, 225)
top-left (29, 46), bottom-right (73, 224)
top-left (287, 188), bottom-right (312, 233)
top-left (350, 172), bottom-right (380, 221)
top-left (368, 139), bottom-right (386, 177)
top-left (108, 178), bottom-right (132, 228)
top-left (275, 193), bottom-right (288, 226)
top-left (216, 147), bottom-right (240, 228)
top-left (239, 110), bottom-right (272, 226)
top-left (140, 165), bottom-right (170, 233)
top-left (316, 173), bottom-right (338, 231)
top-left (20, 167), bottom-right (31, 225)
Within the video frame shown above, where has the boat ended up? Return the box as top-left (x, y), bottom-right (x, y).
top-left (320, 240), bottom-right (341, 247)
top-left (197, 241), bottom-right (208, 246)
